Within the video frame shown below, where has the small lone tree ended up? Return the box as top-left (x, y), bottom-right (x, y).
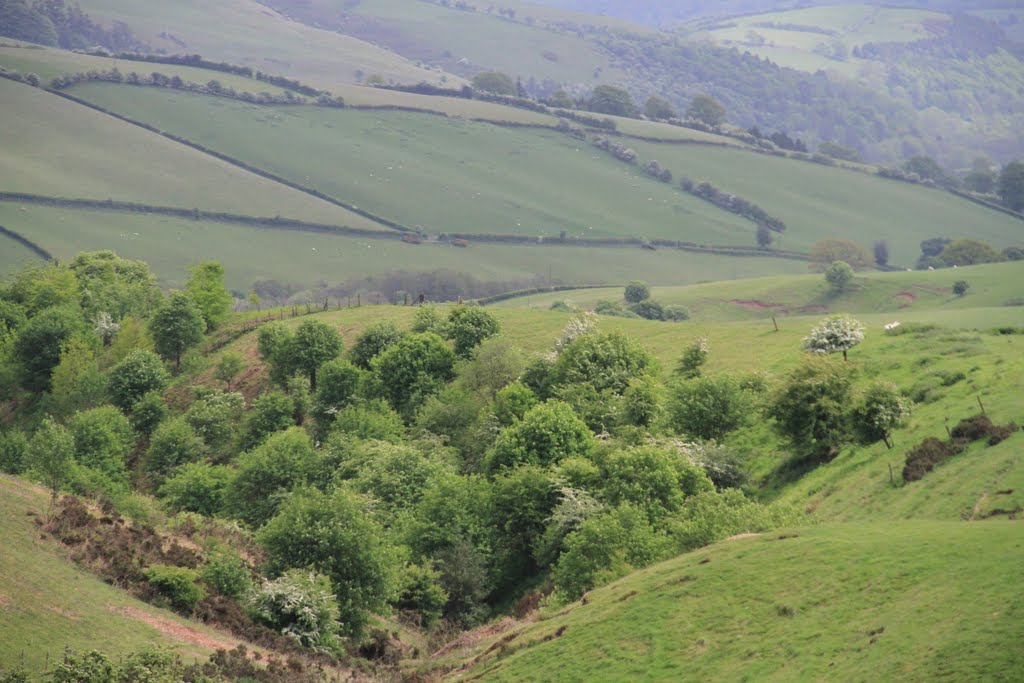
top-left (824, 260), bottom-right (855, 292)
top-left (756, 224), bottom-right (773, 248)
top-left (26, 417), bottom-right (75, 510)
top-left (643, 95), bottom-right (675, 120)
top-left (953, 280), bottom-right (969, 297)
top-left (149, 291), bottom-right (205, 372)
top-left (185, 262), bottom-right (232, 331)
top-left (289, 320), bottom-right (343, 391)
top-left (873, 240), bottom-right (889, 266)
top-left (801, 314), bottom-right (864, 361)
top-left (685, 94), bottom-right (726, 126)
top-left (624, 280), bottom-right (650, 304)
top-left (851, 381), bottom-right (911, 449)
top-left (674, 338), bottom-right (709, 379)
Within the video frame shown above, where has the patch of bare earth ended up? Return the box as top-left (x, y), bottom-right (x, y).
top-left (109, 605), bottom-right (252, 656)
top-left (730, 300), bottom-right (781, 310)
top-left (0, 594), bottom-right (10, 607)
top-left (432, 617), bottom-right (524, 658)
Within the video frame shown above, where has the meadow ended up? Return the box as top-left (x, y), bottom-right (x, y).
top-left (62, 83), bottom-right (757, 242)
top-left (75, 0), bottom-right (449, 88)
top-left (444, 521), bottom-right (1024, 681)
top-left (0, 79), bottom-right (381, 229)
top-left (0, 202), bottom-right (807, 291)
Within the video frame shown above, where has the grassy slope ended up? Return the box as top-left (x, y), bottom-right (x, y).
top-left (63, 84), bottom-right (756, 242)
top-left (336, 0), bottom-right (625, 85)
top-left (0, 476), bottom-right (226, 672)
top-left (76, 0), bottom-right (451, 87)
top-left (696, 4), bottom-right (944, 74)
top-left (0, 45), bottom-right (290, 93)
top-left (0, 203), bottom-right (806, 290)
top-left (623, 141), bottom-right (1024, 265)
top-left (490, 261), bottom-right (1024, 321)
top-left (0, 233), bottom-right (39, 275)
top-left (444, 521), bottom-right (1023, 682)
top-left (0, 79), bottom-right (385, 229)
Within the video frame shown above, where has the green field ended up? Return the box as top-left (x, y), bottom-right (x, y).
top-left (75, 0), bottom-right (451, 88)
top-left (624, 140), bottom-right (1024, 264)
top-left (0, 45), bottom-right (289, 93)
top-left (0, 79), bottom-right (385, 229)
top-left (695, 4), bottom-right (947, 74)
top-left (444, 521), bottom-right (1024, 681)
top-left (0, 476), bottom-right (229, 671)
top-left (0, 233), bottom-right (40, 275)
top-left (63, 83), bottom-right (757, 242)
top-left (0, 202), bottom-right (808, 291)
top-left (491, 262), bottom-right (1024, 321)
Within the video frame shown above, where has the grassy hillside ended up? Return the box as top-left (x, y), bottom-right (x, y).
top-left (0, 79), bottom-right (383, 229)
top-left (442, 521), bottom-right (1024, 682)
top-left (62, 83), bottom-right (756, 242)
top-left (490, 262), bottom-right (1024, 321)
top-left (0, 202), bottom-right (807, 291)
top-left (0, 476), bottom-right (232, 672)
top-left (624, 141), bottom-right (1024, 264)
top-left (75, 0), bottom-right (451, 87)
top-left (694, 4), bottom-right (946, 74)
top-left (0, 233), bottom-right (40, 275)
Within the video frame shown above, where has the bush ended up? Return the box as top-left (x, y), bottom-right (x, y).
top-left (214, 351), bottom-right (244, 384)
top-left (242, 390), bottom-right (296, 450)
top-left (665, 489), bottom-right (802, 553)
top-left (674, 338), bottom-right (709, 379)
top-left (953, 280), bottom-right (969, 296)
top-left (767, 357), bottom-right (854, 460)
top-left (824, 260), bottom-right (854, 292)
top-left (350, 321), bottom-right (405, 370)
top-left (446, 306), bottom-right (501, 358)
top-left (69, 405), bottom-right (134, 481)
top-left (331, 399), bottom-right (405, 442)
top-left (185, 391), bottom-right (244, 452)
top-left (484, 401), bottom-right (595, 473)
top-left (668, 375), bottom-right (749, 441)
top-left (225, 428), bottom-right (319, 528)
top-left (143, 417), bottom-right (205, 483)
top-left (624, 280), bottom-right (650, 304)
top-left (629, 300), bottom-right (665, 321)
top-left (395, 563), bottom-right (448, 627)
top-left (249, 570), bottom-right (341, 652)
top-left (902, 437), bottom-right (961, 482)
top-left (692, 443), bottom-right (748, 490)
top-left (200, 549), bottom-right (253, 600)
top-left (130, 391), bottom-right (167, 437)
top-left (663, 305), bottom-right (690, 322)
top-left (108, 349), bottom-right (169, 411)
top-left (144, 565), bottom-right (205, 614)
top-left (850, 381), bottom-right (910, 447)
top-left (158, 462), bottom-right (232, 516)
top-left (0, 429), bottom-right (28, 475)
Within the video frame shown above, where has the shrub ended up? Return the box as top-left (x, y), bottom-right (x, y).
top-left (902, 437), bottom-right (961, 482)
top-left (665, 489), bottom-right (802, 553)
top-left (484, 401), bottom-right (595, 473)
top-left (446, 306), bottom-right (501, 358)
top-left (824, 260), bottom-right (854, 292)
top-left (850, 382), bottom-right (911, 447)
top-left (214, 351), bottom-right (244, 384)
top-left (395, 563), bottom-right (448, 627)
top-left (767, 357), bottom-right (854, 460)
top-left (953, 280), bottom-right (969, 297)
top-left (130, 391), bottom-right (167, 437)
top-left (69, 405), bottom-right (134, 481)
top-left (601, 446), bottom-right (713, 522)
top-left (200, 549), bottom-right (253, 600)
top-left (158, 462), bottom-right (232, 516)
top-left (624, 280), bottom-right (650, 304)
top-left (950, 414), bottom-right (996, 442)
top-left (350, 321), bottom-right (405, 370)
top-left (674, 338), bottom-right (709, 379)
top-left (185, 391), bottom-right (244, 452)
top-left (629, 300), bottom-right (665, 321)
top-left (108, 349), bottom-right (169, 411)
top-left (225, 428), bottom-right (319, 527)
top-left (691, 443), bottom-right (749, 490)
top-left (331, 399), bottom-right (405, 442)
top-left (242, 390), bottom-right (296, 450)
top-left (0, 429), bottom-right (28, 475)
top-left (663, 305), bottom-right (690, 322)
top-left (668, 375), bottom-right (749, 441)
top-left (144, 565), bottom-right (205, 614)
top-left (551, 331), bottom-right (654, 394)
top-left (143, 417), bottom-right (205, 483)
top-left (249, 570), bottom-right (341, 651)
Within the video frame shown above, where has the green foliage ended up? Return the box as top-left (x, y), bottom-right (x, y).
top-left (143, 565), bottom-right (205, 614)
top-left (629, 299), bottom-right (665, 321)
top-left (108, 349), bottom-right (169, 412)
top-left (395, 562), bottom-right (448, 626)
top-left (26, 416), bottom-right (75, 500)
top-left (249, 569), bottom-right (341, 651)
top-left (492, 382), bottom-right (538, 427)
top-left (490, 464), bottom-right (559, 586)
top-left (620, 376), bottom-right (663, 428)
top-left (411, 304), bottom-right (445, 334)
top-left (46, 336), bottom-right (107, 419)
top-left (665, 489), bottom-right (803, 553)
top-left (350, 442), bottom-right (447, 513)
top-left (69, 251), bottom-right (161, 322)
top-left (767, 356), bottom-right (855, 460)
top-left (242, 390), bottom-right (296, 450)
top-left (873, 240), bottom-right (889, 267)
top-left (446, 306), bottom-right (501, 358)
top-left (624, 280), bottom-right (650, 304)
top-left (686, 94), bottom-right (726, 126)
top-left (147, 291), bottom-right (204, 372)
top-left (553, 504), bottom-right (667, 599)
top-left (0, 429), bottom-right (28, 475)
top-left (185, 391), bottom-right (244, 453)
top-left (809, 239), bottom-right (872, 271)
top-left (644, 95), bottom-right (675, 120)
top-left (0, 0), bottom-right (59, 45)
top-left (200, 548), bottom-right (253, 600)
top-left (998, 161), bottom-right (1024, 211)
top-left (213, 350), bottom-right (244, 385)
top-left (801, 314), bottom-right (865, 360)
top-left (157, 462), bottom-right (231, 516)
top-left (4, 262), bottom-right (80, 316)
top-left (372, 332), bottom-right (456, 418)
top-left (143, 416), bottom-right (205, 483)
top-left (953, 280), bottom-right (969, 297)
top-left (817, 141), bottom-right (861, 163)
top-left (674, 337), bottom-right (709, 379)
top-left (258, 487), bottom-right (397, 639)
top-left (69, 405), bottom-right (134, 481)
top-left (669, 375), bottom-right (751, 441)
top-left (902, 155), bottom-right (949, 185)
top-left (520, 355), bottom-right (555, 400)
top-left (13, 306), bottom-right (84, 392)
top-left (184, 261), bottom-right (231, 331)
top-left (129, 391), bottom-right (167, 437)
top-left (824, 260), bottom-right (855, 292)
top-left (415, 386), bottom-right (483, 450)
top-left (289, 319), bottom-right (343, 390)
top-left (313, 360), bottom-right (362, 436)
top-left (331, 399), bottom-right (405, 442)
top-left (349, 321), bottom-right (405, 370)
top-left (938, 239), bottom-right (1003, 267)
top-left (484, 400), bottom-right (595, 473)
top-left (851, 382), bottom-right (911, 447)
top-left (601, 446), bottom-right (713, 522)
top-left (663, 305), bottom-right (690, 322)
top-left (587, 84), bottom-right (637, 117)
top-left (225, 428), bottom-right (319, 527)
top-left (471, 70), bottom-right (516, 95)
top-left (552, 331), bottom-right (654, 394)
top-left (456, 336), bottom-right (524, 401)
